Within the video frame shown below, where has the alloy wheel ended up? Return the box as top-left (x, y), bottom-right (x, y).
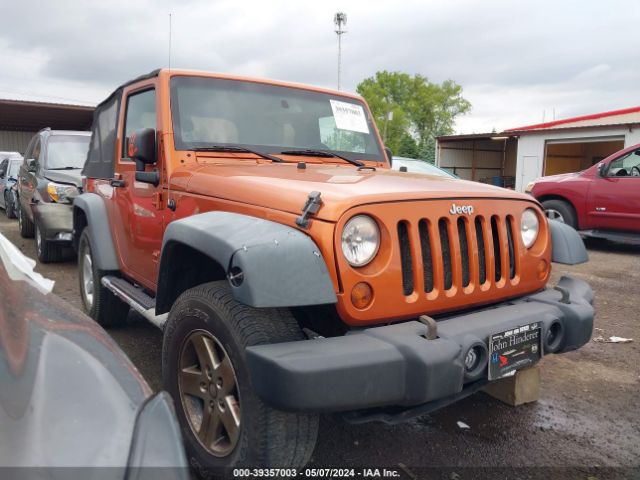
top-left (179, 330), bottom-right (241, 457)
top-left (35, 224), bottom-right (42, 255)
top-left (544, 209), bottom-right (565, 223)
top-left (81, 251), bottom-right (94, 308)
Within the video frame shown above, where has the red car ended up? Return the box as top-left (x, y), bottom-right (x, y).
top-left (526, 143), bottom-right (640, 244)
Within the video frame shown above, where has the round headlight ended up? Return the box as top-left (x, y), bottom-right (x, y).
top-left (521, 208), bottom-right (539, 248)
top-left (341, 215), bottom-right (380, 267)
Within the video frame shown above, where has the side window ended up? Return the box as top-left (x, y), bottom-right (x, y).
top-left (32, 138), bottom-right (42, 164)
top-left (608, 150), bottom-right (640, 177)
top-left (0, 159), bottom-right (7, 178)
top-left (123, 89), bottom-right (156, 157)
top-left (23, 137), bottom-right (36, 163)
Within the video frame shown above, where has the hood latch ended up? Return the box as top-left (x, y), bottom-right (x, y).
top-left (295, 191), bottom-right (322, 229)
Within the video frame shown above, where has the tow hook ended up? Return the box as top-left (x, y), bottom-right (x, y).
top-left (554, 285), bottom-right (571, 304)
top-left (419, 315), bottom-right (438, 340)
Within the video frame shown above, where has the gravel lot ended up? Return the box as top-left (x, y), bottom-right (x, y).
top-left (1, 213), bottom-right (638, 478)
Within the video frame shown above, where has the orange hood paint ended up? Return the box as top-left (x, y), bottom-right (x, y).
top-left (176, 159), bottom-right (534, 222)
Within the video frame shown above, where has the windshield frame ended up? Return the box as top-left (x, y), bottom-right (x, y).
top-left (169, 75), bottom-right (386, 163)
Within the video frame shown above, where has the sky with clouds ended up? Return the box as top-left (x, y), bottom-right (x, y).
top-left (1, 0), bottom-right (638, 133)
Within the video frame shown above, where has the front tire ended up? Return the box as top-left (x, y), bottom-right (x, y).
top-left (5, 193), bottom-right (15, 219)
top-left (78, 228), bottom-right (129, 327)
top-left (35, 221), bottom-right (65, 263)
top-left (18, 203), bottom-right (34, 238)
top-left (542, 199), bottom-right (577, 229)
top-left (162, 281), bottom-right (318, 477)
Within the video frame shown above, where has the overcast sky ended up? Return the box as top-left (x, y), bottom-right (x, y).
top-left (1, 0), bottom-right (638, 133)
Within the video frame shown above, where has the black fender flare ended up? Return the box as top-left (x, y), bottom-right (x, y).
top-left (548, 219), bottom-right (588, 265)
top-left (156, 212), bottom-right (337, 313)
top-left (73, 193), bottom-right (120, 271)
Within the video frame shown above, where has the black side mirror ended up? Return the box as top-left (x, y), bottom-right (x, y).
top-left (26, 158), bottom-right (37, 172)
top-left (385, 147), bottom-right (393, 165)
top-left (597, 162), bottom-right (607, 177)
top-left (127, 128), bottom-right (156, 169)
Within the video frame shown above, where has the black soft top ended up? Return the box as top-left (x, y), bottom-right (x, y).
top-left (82, 69), bottom-right (160, 179)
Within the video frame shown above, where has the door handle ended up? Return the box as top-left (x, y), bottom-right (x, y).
top-left (110, 178), bottom-right (126, 188)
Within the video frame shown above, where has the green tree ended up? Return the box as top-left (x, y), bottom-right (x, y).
top-left (357, 71), bottom-right (471, 163)
top-left (396, 133), bottom-right (419, 158)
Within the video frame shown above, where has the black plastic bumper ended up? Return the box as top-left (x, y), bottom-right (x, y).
top-left (33, 202), bottom-right (73, 242)
top-left (246, 275), bottom-right (594, 413)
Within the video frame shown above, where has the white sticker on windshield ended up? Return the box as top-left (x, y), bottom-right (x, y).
top-left (330, 99), bottom-right (370, 134)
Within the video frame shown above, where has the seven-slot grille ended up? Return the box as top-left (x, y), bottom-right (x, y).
top-left (398, 214), bottom-right (518, 296)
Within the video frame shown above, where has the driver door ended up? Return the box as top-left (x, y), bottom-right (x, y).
top-left (587, 148), bottom-right (640, 232)
top-left (111, 85), bottom-right (164, 289)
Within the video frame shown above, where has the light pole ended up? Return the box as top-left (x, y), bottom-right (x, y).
top-left (334, 12), bottom-right (347, 90)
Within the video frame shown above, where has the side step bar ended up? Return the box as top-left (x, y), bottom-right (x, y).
top-left (101, 276), bottom-right (168, 330)
top-left (580, 229), bottom-right (640, 246)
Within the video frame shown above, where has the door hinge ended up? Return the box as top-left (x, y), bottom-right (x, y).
top-left (152, 191), bottom-right (164, 209)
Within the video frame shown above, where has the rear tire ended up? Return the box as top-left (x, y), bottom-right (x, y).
top-left (542, 199), bottom-right (577, 229)
top-left (5, 193), bottom-right (15, 219)
top-left (35, 221), bottom-right (66, 263)
top-left (18, 203), bottom-right (34, 238)
top-left (162, 281), bottom-right (318, 478)
top-left (78, 228), bottom-right (129, 327)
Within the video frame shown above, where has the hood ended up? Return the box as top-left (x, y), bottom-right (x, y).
top-left (177, 160), bottom-right (535, 222)
top-left (534, 171), bottom-right (581, 184)
top-left (43, 169), bottom-right (82, 187)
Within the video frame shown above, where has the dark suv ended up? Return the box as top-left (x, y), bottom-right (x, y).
top-left (17, 128), bottom-right (90, 262)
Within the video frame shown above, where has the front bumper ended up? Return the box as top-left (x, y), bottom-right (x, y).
top-left (246, 275), bottom-right (594, 413)
top-left (33, 202), bottom-right (73, 242)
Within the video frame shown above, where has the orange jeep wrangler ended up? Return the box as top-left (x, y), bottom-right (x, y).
top-left (74, 69), bottom-right (594, 472)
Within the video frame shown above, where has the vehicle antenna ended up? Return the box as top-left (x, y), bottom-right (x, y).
top-left (168, 13), bottom-right (172, 70)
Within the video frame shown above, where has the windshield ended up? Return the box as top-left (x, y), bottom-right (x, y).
top-left (170, 76), bottom-right (384, 162)
top-left (8, 159), bottom-right (21, 177)
top-left (46, 135), bottom-right (90, 170)
top-left (392, 157), bottom-right (455, 178)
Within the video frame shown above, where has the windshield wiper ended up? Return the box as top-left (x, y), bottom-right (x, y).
top-left (193, 145), bottom-right (283, 163)
top-left (46, 166), bottom-right (81, 170)
top-left (279, 149), bottom-right (364, 167)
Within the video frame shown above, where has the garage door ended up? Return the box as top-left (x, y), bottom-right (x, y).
top-left (544, 137), bottom-right (624, 176)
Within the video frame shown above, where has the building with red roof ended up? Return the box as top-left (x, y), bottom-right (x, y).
top-left (436, 106), bottom-right (640, 191)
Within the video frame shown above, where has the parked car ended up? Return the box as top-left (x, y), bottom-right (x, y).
top-left (74, 68), bottom-right (594, 473)
top-left (17, 129), bottom-right (90, 262)
top-left (526, 143), bottom-right (640, 244)
top-left (0, 233), bottom-right (187, 474)
top-left (0, 153), bottom-right (23, 218)
top-left (392, 156), bottom-right (457, 178)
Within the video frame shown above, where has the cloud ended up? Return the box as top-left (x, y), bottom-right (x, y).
top-left (0, 0), bottom-right (638, 131)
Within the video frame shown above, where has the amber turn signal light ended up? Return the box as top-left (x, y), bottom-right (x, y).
top-left (537, 259), bottom-right (549, 280)
top-left (351, 282), bottom-right (373, 309)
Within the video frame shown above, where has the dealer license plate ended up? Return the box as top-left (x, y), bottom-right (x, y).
top-left (488, 322), bottom-right (541, 380)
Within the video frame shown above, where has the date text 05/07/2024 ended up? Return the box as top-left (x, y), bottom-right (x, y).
top-left (232, 468), bottom-right (402, 478)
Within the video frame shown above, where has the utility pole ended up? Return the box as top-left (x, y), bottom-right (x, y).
top-left (334, 12), bottom-right (347, 90)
